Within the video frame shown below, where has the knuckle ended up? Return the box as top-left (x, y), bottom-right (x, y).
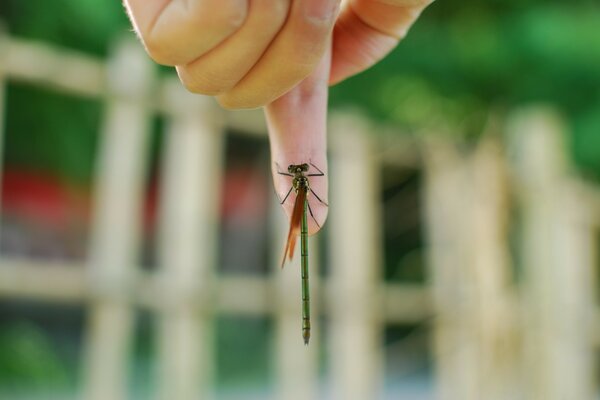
top-left (298, 20), bottom-right (333, 43)
top-left (263, 0), bottom-right (290, 27)
top-left (225, 4), bottom-right (248, 30)
top-left (289, 25), bottom-right (331, 63)
top-left (198, 0), bottom-right (248, 33)
top-left (300, 1), bottom-right (339, 30)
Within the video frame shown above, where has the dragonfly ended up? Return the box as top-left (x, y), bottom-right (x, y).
top-left (277, 162), bottom-right (328, 345)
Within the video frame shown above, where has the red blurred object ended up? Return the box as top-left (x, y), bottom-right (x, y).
top-left (1, 169), bottom-right (90, 228)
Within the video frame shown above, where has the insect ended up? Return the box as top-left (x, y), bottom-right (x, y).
top-left (277, 162), bottom-right (328, 345)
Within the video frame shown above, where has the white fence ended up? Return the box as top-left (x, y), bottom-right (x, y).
top-left (0, 33), bottom-right (598, 400)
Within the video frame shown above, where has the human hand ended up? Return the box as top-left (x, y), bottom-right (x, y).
top-left (124, 0), bottom-right (432, 234)
top-left (124, 0), bottom-right (431, 109)
top-left (124, 0), bottom-right (341, 109)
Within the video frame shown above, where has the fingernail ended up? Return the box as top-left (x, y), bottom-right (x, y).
top-left (303, 0), bottom-right (339, 23)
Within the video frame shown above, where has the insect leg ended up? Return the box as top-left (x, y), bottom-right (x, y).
top-left (309, 188), bottom-right (328, 207)
top-left (307, 162), bottom-right (325, 176)
top-left (280, 186), bottom-right (294, 205)
top-left (275, 162), bottom-right (293, 177)
top-left (307, 200), bottom-right (321, 229)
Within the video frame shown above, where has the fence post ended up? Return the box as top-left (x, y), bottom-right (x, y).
top-left (423, 134), bottom-right (518, 400)
top-left (508, 107), bottom-right (597, 400)
top-left (82, 38), bottom-right (153, 400)
top-left (328, 113), bottom-right (383, 400)
top-left (0, 27), bottom-right (7, 241)
top-left (155, 79), bottom-right (224, 400)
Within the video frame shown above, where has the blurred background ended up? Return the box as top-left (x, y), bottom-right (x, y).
top-left (0, 1), bottom-right (599, 399)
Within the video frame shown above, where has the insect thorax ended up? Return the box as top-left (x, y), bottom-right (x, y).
top-left (293, 176), bottom-right (309, 192)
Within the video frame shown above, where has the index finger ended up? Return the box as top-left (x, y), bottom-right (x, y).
top-left (265, 44), bottom-right (332, 235)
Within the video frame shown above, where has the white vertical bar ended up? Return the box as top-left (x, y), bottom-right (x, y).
top-left (466, 139), bottom-right (518, 400)
top-left (0, 28), bottom-right (8, 240)
top-left (509, 108), bottom-right (596, 400)
top-left (328, 114), bottom-right (383, 400)
top-left (82, 38), bottom-right (153, 400)
top-left (272, 199), bottom-right (320, 400)
top-left (155, 80), bottom-right (224, 400)
top-left (422, 139), bottom-right (474, 400)
top-left (423, 136), bottom-right (518, 400)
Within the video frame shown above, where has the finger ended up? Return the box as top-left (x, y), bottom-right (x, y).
top-left (330, 0), bottom-right (432, 84)
top-left (125, 0), bottom-right (249, 66)
top-left (265, 42), bottom-right (332, 235)
top-left (176, 0), bottom-right (291, 96)
top-left (217, 0), bottom-right (341, 109)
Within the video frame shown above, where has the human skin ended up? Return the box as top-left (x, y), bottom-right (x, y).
top-left (124, 0), bottom-right (433, 233)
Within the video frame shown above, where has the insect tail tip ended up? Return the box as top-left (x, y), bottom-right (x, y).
top-left (303, 331), bottom-right (310, 346)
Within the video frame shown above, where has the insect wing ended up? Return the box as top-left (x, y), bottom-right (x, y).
top-left (280, 188), bottom-right (307, 268)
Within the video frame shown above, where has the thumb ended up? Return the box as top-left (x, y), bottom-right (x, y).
top-left (264, 42), bottom-right (331, 235)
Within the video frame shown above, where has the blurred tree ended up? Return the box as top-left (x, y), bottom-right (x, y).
top-left (0, 0), bottom-right (129, 56)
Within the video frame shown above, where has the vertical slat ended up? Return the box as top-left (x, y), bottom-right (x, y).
top-left (82, 39), bottom-right (153, 400)
top-left (272, 201), bottom-right (320, 400)
top-left (0, 28), bottom-right (7, 240)
top-left (509, 108), bottom-right (596, 400)
top-left (155, 80), bottom-right (224, 400)
top-left (328, 114), bottom-right (383, 400)
top-left (422, 139), bottom-right (471, 400)
top-left (423, 135), bottom-right (518, 400)
top-left (467, 139), bottom-right (518, 400)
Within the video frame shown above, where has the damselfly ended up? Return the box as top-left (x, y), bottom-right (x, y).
top-left (277, 162), bottom-right (328, 345)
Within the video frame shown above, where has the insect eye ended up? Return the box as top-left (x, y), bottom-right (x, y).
top-left (287, 165), bottom-right (294, 173)
top-left (302, 163), bottom-right (309, 171)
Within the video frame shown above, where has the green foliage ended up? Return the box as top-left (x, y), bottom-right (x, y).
top-left (572, 110), bottom-right (600, 176)
top-left (0, 323), bottom-right (71, 390)
top-left (4, 84), bottom-right (101, 185)
top-left (0, 0), bottom-right (130, 56)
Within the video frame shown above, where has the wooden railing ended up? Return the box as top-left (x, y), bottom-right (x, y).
top-left (0, 33), bottom-right (598, 400)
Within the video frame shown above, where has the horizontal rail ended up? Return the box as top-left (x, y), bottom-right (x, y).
top-left (0, 36), bottom-right (422, 162)
top-left (2, 37), bottom-right (106, 98)
top-left (0, 257), bottom-right (432, 324)
top-left (0, 36), bottom-right (270, 136)
top-left (5, 258), bottom-right (597, 347)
